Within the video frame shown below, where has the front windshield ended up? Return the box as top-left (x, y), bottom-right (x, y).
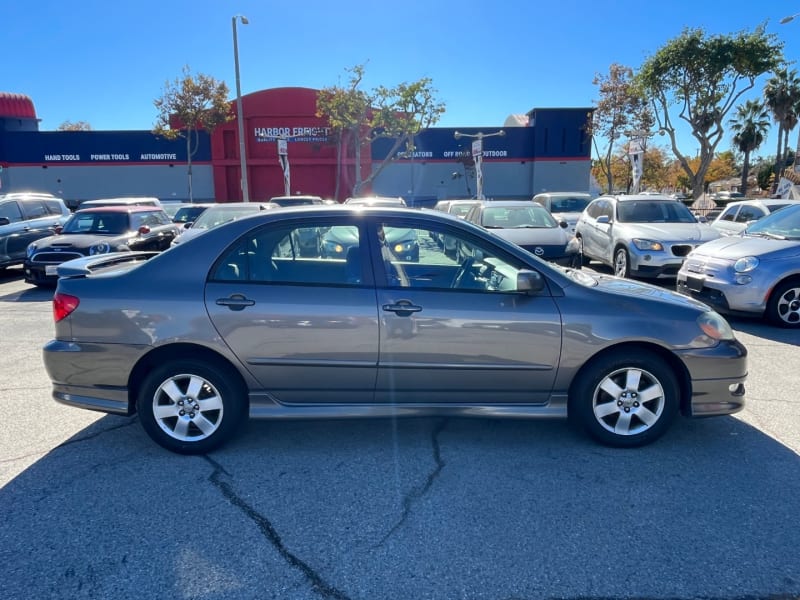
top-left (617, 200), bottom-right (697, 223)
top-left (192, 206), bottom-right (260, 230)
top-left (745, 205), bottom-right (800, 240)
top-left (482, 206), bottom-right (558, 229)
top-left (63, 212), bottom-right (128, 234)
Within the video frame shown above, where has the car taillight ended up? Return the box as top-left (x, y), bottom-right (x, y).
top-left (53, 293), bottom-right (80, 322)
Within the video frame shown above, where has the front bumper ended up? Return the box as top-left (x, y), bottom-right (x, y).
top-left (676, 260), bottom-right (769, 317)
top-left (678, 340), bottom-right (747, 417)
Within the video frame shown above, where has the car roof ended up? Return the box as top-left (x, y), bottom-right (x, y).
top-left (605, 194), bottom-right (676, 202)
top-left (76, 205), bottom-right (165, 213)
top-left (81, 197), bottom-right (161, 204)
top-left (534, 191), bottom-right (592, 198)
top-left (478, 200), bottom-right (542, 207)
top-left (724, 198), bottom-right (800, 208)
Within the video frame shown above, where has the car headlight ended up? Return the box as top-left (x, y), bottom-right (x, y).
top-left (89, 242), bottom-right (111, 255)
top-left (697, 311), bottom-right (735, 341)
top-left (393, 241), bottom-right (416, 253)
top-left (734, 256), bottom-right (759, 273)
top-left (26, 243), bottom-right (37, 258)
top-left (323, 240), bottom-right (345, 255)
top-left (632, 238), bottom-right (664, 251)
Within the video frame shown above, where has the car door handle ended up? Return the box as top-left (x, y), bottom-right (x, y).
top-left (382, 301), bottom-right (422, 316)
top-left (216, 294), bottom-right (255, 311)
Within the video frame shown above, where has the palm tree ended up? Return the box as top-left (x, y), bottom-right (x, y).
top-left (764, 68), bottom-right (800, 188)
top-left (729, 99), bottom-right (771, 194)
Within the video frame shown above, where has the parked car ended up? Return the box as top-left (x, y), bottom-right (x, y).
top-left (712, 191), bottom-right (745, 204)
top-left (170, 202), bottom-right (277, 247)
top-left (532, 192), bottom-right (593, 232)
top-left (160, 200), bottom-right (185, 219)
top-left (42, 204), bottom-right (747, 454)
top-left (268, 195), bottom-right (325, 207)
top-left (431, 199), bottom-right (480, 256)
top-left (709, 198), bottom-right (800, 237)
top-left (677, 203), bottom-right (800, 328)
top-left (575, 194), bottom-right (720, 278)
top-left (24, 206), bottom-right (180, 287)
top-left (344, 196), bottom-right (407, 207)
top-left (463, 200), bottom-right (580, 267)
top-left (0, 192), bottom-right (72, 271)
top-left (79, 197), bottom-right (163, 209)
top-left (172, 203), bottom-right (215, 226)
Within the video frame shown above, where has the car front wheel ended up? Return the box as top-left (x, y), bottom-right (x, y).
top-left (766, 279), bottom-right (800, 328)
top-left (569, 350), bottom-right (679, 447)
top-left (137, 359), bottom-right (247, 454)
top-left (614, 247), bottom-right (630, 278)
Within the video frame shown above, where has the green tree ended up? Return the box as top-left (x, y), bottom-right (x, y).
top-left (153, 66), bottom-right (233, 201)
top-left (764, 68), bottom-right (800, 188)
top-left (637, 26), bottom-right (784, 200)
top-left (317, 64), bottom-right (445, 197)
top-left (590, 63), bottom-right (654, 193)
top-left (729, 99), bottom-right (771, 194)
top-left (57, 121), bottom-right (92, 131)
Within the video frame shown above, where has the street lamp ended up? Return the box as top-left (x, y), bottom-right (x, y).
top-left (232, 14), bottom-right (249, 202)
top-left (453, 130), bottom-right (506, 199)
top-left (781, 13), bottom-right (800, 173)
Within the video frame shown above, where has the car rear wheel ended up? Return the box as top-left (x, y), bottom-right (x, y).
top-left (614, 247), bottom-right (630, 278)
top-left (137, 359), bottom-right (247, 454)
top-left (569, 350), bottom-right (678, 447)
top-left (766, 279), bottom-right (800, 328)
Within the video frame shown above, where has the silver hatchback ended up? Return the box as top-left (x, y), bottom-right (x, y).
top-left (677, 203), bottom-right (800, 327)
top-left (575, 194), bottom-right (720, 278)
top-left (43, 205), bottom-right (747, 453)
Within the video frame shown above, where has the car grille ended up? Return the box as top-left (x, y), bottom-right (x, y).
top-left (519, 244), bottom-right (567, 259)
top-left (671, 244), bottom-right (694, 257)
top-left (32, 251), bottom-right (84, 263)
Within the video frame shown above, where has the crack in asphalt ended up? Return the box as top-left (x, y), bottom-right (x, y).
top-left (56, 417), bottom-right (139, 448)
top-left (203, 455), bottom-right (352, 600)
top-left (374, 418), bottom-right (448, 548)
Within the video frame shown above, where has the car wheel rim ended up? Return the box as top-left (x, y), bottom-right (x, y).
top-left (614, 251), bottom-right (627, 277)
top-left (592, 367), bottom-right (665, 436)
top-left (151, 373), bottom-right (224, 442)
top-left (776, 286), bottom-right (800, 324)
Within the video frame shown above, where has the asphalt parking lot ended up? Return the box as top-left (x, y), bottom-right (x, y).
top-left (1, 264), bottom-right (799, 600)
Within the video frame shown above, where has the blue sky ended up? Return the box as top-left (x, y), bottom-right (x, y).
top-left (5, 0), bottom-right (799, 161)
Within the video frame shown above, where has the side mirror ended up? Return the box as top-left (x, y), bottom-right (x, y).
top-left (517, 269), bottom-right (546, 293)
top-left (559, 220), bottom-right (568, 229)
top-left (54, 225), bottom-right (63, 234)
top-left (596, 215), bottom-right (610, 224)
top-left (138, 225), bottom-right (151, 235)
top-left (697, 216), bottom-right (708, 223)
top-left (184, 222), bottom-right (193, 229)
top-left (0, 217), bottom-right (10, 226)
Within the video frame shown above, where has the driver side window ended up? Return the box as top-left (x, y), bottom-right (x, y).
top-left (376, 221), bottom-right (526, 292)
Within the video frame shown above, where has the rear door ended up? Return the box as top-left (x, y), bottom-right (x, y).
top-left (205, 213), bottom-right (380, 404)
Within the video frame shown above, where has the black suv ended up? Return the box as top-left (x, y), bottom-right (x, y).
top-left (0, 193), bottom-right (71, 271)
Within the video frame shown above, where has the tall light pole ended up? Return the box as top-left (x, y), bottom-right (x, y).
top-left (453, 130), bottom-right (505, 199)
top-left (781, 13), bottom-right (800, 175)
top-left (232, 14), bottom-right (250, 202)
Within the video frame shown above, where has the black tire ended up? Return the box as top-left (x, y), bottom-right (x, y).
top-left (569, 350), bottom-right (679, 448)
top-left (614, 247), bottom-right (630, 278)
top-left (766, 279), bottom-right (800, 328)
top-left (137, 359), bottom-right (247, 454)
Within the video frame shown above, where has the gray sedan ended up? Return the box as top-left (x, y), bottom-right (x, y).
top-left (575, 194), bottom-right (720, 278)
top-left (677, 203), bottom-right (800, 327)
top-left (43, 205), bottom-right (747, 453)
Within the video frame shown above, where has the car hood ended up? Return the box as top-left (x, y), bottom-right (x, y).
top-left (171, 228), bottom-right (207, 246)
top-left (35, 233), bottom-right (132, 249)
top-left (593, 274), bottom-right (710, 312)
top-left (619, 222), bottom-right (717, 242)
top-left (323, 226), bottom-right (359, 244)
top-left (492, 227), bottom-right (568, 245)
top-left (690, 235), bottom-right (800, 260)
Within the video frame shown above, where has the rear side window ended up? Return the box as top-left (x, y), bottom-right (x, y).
top-left (0, 201), bottom-right (24, 223)
top-left (21, 200), bottom-right (48, 219)
top-left (44, 199), bottom-right (67, 215)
